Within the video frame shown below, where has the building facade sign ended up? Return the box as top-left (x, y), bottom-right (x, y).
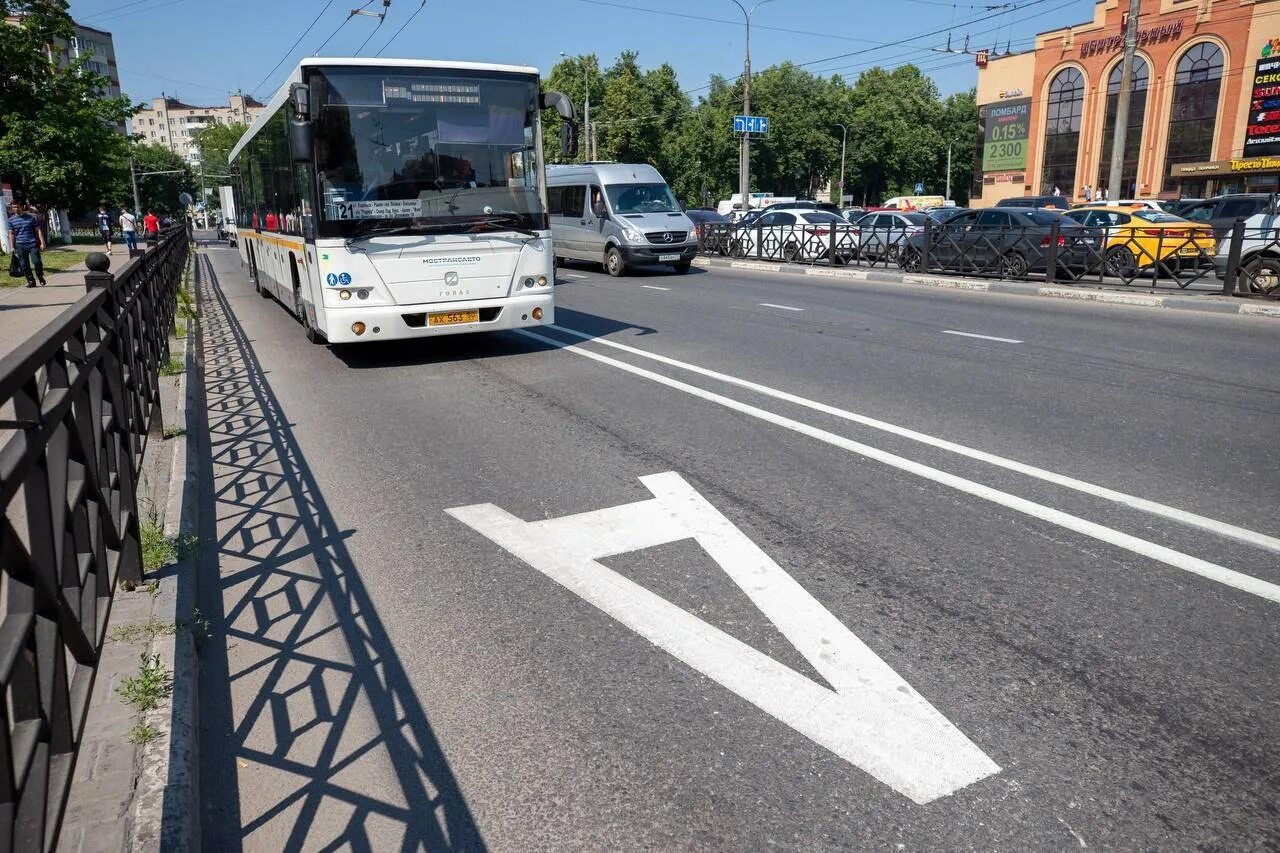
top-left (1244, 53), bottom-right (1280, 157)
top-left (981, 97), bottom-right (1030, 172)
top-left (1169, 157), bottom-right (1280, 177)
top-left (1078, 20), bottom-right (1183, 57)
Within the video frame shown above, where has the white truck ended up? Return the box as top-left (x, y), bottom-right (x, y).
top-left (217, 185), bottom-right (237, 245)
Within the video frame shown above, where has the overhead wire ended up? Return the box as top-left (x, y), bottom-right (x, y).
top-left (376, 0), bottom-right (428, 56)
top-left (313, 0), bottom-right (377, 56)
top-left (354, 1), bottom-right (391, 56)
top-left (250, 0), bottom-right (338, 97)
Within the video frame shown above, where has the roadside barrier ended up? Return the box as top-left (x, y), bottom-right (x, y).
top-left (699, 218), bottom-right (1279, 297)
top-left (0, 225), bottom-right (189, 851)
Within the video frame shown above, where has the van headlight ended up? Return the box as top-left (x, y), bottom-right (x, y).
top-left (620, 221), bottom-right (645, 242)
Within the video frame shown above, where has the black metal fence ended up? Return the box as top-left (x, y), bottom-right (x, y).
top-left (700, 218), bottom-right (1280, 298)
top-left (0, 225), bottom-right (189, 851)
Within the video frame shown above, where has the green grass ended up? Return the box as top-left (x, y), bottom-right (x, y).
top-left (139, 519), bottom-right (176, 572)
top-left (163, 426), bottom-right (186, 439)
top-left (127, 722), bottom-right (161, 745)
top-left (117, 653), bottom-right (171, 713)
top-left (2, 247), bottom-right (88, 285)
top-left (109, 618), bottom-right (177, 644)
top-left (159, 356), bottom-right (184, 377)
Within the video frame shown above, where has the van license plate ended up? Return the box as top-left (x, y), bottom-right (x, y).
top-left (658, 253), bottom-right (680, 262)
top-left (428, 310), bottom-right (479, 326)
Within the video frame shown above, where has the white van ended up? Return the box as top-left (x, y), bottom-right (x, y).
top-left (547, 163), bottom-right (697, 276)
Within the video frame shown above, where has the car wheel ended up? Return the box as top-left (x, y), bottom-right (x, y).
top-left (1243, 257), bottom-right (1280, 294)
top-left (899, 246), bottom-right (922, 272)
top-left (1104, 246), bottom-right (1138, 279)
top-left (605, 246), bottom-right (627, 277)
top-left (782, 242), bottom-right (802, 263)
top-left (998, 251), bottom-right (1029, 279)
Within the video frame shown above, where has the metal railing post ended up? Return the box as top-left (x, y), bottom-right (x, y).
top-left (83, 252), bottom-right (113, 292)
top-left (1045, 220), bottom-right (1059, 283)
top-left (922, 219), bottom-right (933, 272)
top-left (1222, 217), bottom-right (1245, 296)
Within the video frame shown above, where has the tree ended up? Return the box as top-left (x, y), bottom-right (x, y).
top-left (938, 90), bottom-right (978, 204)
top-left (0, 0), bottom-right (134, 212)
top-left (192, 121), bottom-right (248, 183)
top-left (119, 142), bottom-right (196, 214)
top-left (844, 65), bottom-right (945, 204)
top-left (541, 53), bottom-right (603, 164)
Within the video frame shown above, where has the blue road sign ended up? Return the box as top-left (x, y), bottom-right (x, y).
top-left (915, 182), bottom-right (924, 194)
top-left (733, 115), bottom-right (770, 134)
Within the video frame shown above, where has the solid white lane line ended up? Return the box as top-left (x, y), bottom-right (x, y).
top-left (759, 303), bottom-right (804, 311)
top-left (641, 285), bottom-right (672, 291)
top-left (546, 324), bottom-right (1280, 557)
top-left (518, 329), bottom-right (1280, 606)
top-left (942, 330), bottom-right (1023, 344)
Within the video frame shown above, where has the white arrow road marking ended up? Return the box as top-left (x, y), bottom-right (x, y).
top-left (447, 472), bottom-right (1000, 804)
top-left (941, 330), bottom-right (1023, 344)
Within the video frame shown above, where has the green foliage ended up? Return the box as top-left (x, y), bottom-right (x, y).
top-left (0, 1), bottom-right (135, 211)
top-left (117, 653), bottom-right (171, 713)
top-left (127, 722), bottom-right (161, 745)
top-left (123, 142), bottom-right (196, 214)
top-left (159, 356), bottom-right (184, 377)
top-left (139, 518), bottom-right (176, 571)
top-left (541, 51), bottom-right (977, 209)
top-left (191, 121), bottom-right (247, 182)
top-left (109, 618), bottom-right (178, 644)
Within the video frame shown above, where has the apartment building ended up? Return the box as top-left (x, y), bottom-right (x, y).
top-left (5, 15), bottom-right (122, 99)
top-left (131, 94), bottom-right (265, 165)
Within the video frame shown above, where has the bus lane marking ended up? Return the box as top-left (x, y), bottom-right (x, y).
top-left (447, 471), bottom-right (1000, 804)
top-left (541, 324), bottom-right (1280, 558)
top-left (516, 328), bottom-right (1280, 606)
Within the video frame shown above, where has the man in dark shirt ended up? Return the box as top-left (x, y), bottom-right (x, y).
top-left (6, 202), bottom-right (46, 287)
top-left (96, 206), bottom-right (113, 253)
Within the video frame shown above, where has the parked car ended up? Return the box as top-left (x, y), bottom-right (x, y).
top-left (1164, 198), bottom-right (1205, 217)
top-left (898, 207), bottom-right (1094, 277)
top-left (926, 206), bottom-right (971, 224)
top-left (1074, 199), bottom-right (1172, 213)
top-left (685, 208), bottom-right (729, 249)
top-left (853, 211), bottom-right (930, 261)
top-left (1212, 206), bottom-right (1280, 294)
top-left (840, 206), bottom-right (867, 222)
top-left (1063, 206), bottom-right (1215, 277)
top-left (727, 208), bottom-right (857, 263)
top-left (996, 194), bottom-right (1071, 210)
top-left (1175, 194), bottom-right (1273, 240)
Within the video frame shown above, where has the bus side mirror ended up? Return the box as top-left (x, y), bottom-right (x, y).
top-left (289, 83), bottom-right (314, 163)
top-left (542, 90), bottom-right (578, 158)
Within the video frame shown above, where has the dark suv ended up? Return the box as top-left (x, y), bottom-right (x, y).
top-left (1177, 194), bottom-right (1273, 239)
top-left (996, 194), bottom-right (1071, 211)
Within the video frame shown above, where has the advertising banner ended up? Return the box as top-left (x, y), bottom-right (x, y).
top-left (981, 97), bottom-right (1030, 172)
top-left (1245, 55), bottom-right (1280, 157)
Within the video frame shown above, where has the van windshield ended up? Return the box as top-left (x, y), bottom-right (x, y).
top-left (606, 183), bottom-right (680, 214)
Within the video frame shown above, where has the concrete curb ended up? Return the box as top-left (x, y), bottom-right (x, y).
top-left (690, 256), bottom-right (1280, 319)
top-left (128, 256), bottom-right (201, 853)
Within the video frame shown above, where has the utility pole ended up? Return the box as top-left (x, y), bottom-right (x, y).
top-left (834, 123), bottom-right (847, 205)
top-left (1106, 0), bottom-right (1142, 200)
top-left (130, 159), bottom-right (141, 216)
top-left (730, 0), bottom-right (777, 214)
top-left (946, 141), bottom-right (953, 201)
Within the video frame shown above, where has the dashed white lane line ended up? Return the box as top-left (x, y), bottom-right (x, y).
top-left (544, 323), bottom-right (1280, 558)
top-left (642, 285), bottom-right (672, 291)
top-left (942, 330), bottom-right (1023, 344)
top-left (759, 303), bottom-right (804, 311)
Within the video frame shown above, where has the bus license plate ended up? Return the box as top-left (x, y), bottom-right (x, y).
top-left (658, 253), bottom-right (680, 262)
top-left (428, 310), bottom-right (479, 326)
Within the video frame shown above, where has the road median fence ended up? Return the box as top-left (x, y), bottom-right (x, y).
top-left (0, 225), bottom-right (189, 851)
top-left (699, 218), bottom-right (1280, 299)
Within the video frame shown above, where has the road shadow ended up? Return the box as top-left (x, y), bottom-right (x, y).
top-left (329, 307), bottom-right (656, 370)
top-left (193, 256), bottom-right (486, 851)
top-left (556, 260), bottom-right (708, 278)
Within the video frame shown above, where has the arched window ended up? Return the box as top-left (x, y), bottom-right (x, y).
top-left (1041, 68), bottom-right (1084, 195)
top-left (1096, 56), bottom-right (1149, 198)
top-left (1163, 42), bottom-right (1224, 192)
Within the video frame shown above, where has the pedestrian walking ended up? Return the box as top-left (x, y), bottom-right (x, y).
top-left (119, 208), bottom-right (138, 256)
top-left (6, 201), bottom-right (47, 288)
top-left (143, 209), bottom-right (160, 247)
top-left (1052, 185), bottom-right (1061, 197)
top-left (1083, 185), bottom-right (1092, 202)
top-left (96, 205), bottom-right (113, 254)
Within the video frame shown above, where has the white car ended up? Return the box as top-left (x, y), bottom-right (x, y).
top-left (1078, 199), bottom-right (1171, 212)
top-left (852, 211), bottom-right (930, 261)
top-left (728, 208), bottom-right (857, 263)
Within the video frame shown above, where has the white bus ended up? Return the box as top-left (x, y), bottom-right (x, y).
top-left (228, 57), bottom-right (576, 345)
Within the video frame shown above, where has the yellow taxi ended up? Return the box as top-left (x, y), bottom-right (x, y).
top-left (1063, 205), bottom-right (1216, 276)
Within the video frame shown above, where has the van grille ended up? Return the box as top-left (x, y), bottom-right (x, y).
top-left (645, 231), bottom-right (688, 244)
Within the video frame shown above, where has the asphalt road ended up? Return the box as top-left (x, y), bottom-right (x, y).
top-left (195, 244), bottom-right (1280, 851)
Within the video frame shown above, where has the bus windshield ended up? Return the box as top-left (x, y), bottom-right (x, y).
top-left (312, 67), bottom-right (546, 237)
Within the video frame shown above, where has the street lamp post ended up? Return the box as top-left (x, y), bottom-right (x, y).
top-left (834, 123), bottom-right (847, 205)
top-left (728, 0), bottom-right (777, 215)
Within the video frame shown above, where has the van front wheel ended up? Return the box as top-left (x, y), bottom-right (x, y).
top-left (605, 246), bottom-right (627, 277)
top-left (673, 260), bottom-right (691, 274)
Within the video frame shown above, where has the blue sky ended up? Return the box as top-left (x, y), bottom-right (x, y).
top-left (69, 0), bottom-right (1100, 107)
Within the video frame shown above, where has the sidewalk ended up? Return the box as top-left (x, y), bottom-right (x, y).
top-left (0, 245), bottom-right (141, 359)
top-left (693, 255), bottom-right (1280, 320)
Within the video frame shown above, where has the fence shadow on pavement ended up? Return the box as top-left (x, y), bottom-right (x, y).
top-left (193, 256), bottom-right (486, 851)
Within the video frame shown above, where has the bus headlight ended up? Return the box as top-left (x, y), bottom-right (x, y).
top-left (537, 275), bottom-right (548, 286)
top-left (523, 277), bottom-right (534, 288)
top-left (357, 289), bottom-right (369, 299)
top-left (339, 289), bottom-right (352, 300)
